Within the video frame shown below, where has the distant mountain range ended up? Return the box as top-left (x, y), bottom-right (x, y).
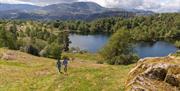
top-left (0, 2), bottom-right (154, 20)
top-left (0, 3), bottom-right (39, 11)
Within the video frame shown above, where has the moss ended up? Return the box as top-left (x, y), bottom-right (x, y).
top-left (126, 56), bottom-right (180, 91)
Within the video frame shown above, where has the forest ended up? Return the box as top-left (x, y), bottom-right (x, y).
top-left (53, 13), bottom-right (180, 41)
top-left (0, 21), bottom-right (70, 59)
top-left (0, 13), bottom-right (179, 65)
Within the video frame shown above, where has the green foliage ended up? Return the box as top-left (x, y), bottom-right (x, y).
top-left (0, 21), bottom-right (70, 59)
top-left (99, 30), bottom-right (139, 65)
top-left (173, 50), bottom-right (180, 57)
top-left (52, 17), bottom-right (122, 34)
top-left (46, 43), bottom-right (63, 59)
top-left (0, 13), bottom-right (179, 61)
top-left (128, 13), bottom-right (180, 41)
top-left (175, 41), bottom-right (180, 48)
top-left (0, 25), bottom-right (17, 49)
top-left (52, 13), bottom-right (180, 41)
top-left (56, 32), bottom-right (70, 51)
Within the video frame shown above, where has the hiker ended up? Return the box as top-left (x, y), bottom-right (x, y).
top-left (57, 59), bottom-right (62, 73)
top-left (63, 57), bottom-right (69, 73)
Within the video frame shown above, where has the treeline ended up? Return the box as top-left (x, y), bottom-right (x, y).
top-left (51, 17), bottom-right (121, 34)
top-left (0, 21), bottom-right (70, 59)
top-left (52, 13), bottom-right (180, 41)
top-left (0, 13), bottom-right (179, 63)
top-left (99, 13), bottom-right (180, 65)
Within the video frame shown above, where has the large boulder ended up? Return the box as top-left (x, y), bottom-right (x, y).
top-left (126, 56), bottom-right (180, 91)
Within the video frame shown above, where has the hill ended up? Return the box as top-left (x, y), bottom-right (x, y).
top-left (0, 48), bottom-right (134, 91)
top-left (0, 2), bottom-right (153, 20)
top-left (41, 2), bottom-right (106, 15)
top-left (0, 3), bottom-right (39, 11)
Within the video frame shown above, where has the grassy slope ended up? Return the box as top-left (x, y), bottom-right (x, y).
top-left (0, 48), bottom-right (134, 91)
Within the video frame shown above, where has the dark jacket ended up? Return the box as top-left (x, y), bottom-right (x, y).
top-left (63, 59), bottom-right (68, 65)
top-left (57, 60), bottom-right (61, 67)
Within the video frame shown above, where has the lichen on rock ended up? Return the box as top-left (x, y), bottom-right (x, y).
top-left (126, 56), bottom-right (180, 91)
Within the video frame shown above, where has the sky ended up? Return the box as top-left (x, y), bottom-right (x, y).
top-left (0, 0), bottom-right (179, 12)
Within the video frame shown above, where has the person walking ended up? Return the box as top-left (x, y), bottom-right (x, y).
top-left (63, 57), bottom-right (69, 73)
top-left (57, 59), bottom-right (62, 73)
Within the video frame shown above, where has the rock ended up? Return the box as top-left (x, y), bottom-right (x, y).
top-left (165, 65), bottom-right (180, 87)
top-left (126, 56), bottom-right (180, 91)
top-left (166, 75), bottom-right (179, 87)
top-left (1, 51), bottom-right (16, 60)
top-left (144, 67), bottom-right (167, 81)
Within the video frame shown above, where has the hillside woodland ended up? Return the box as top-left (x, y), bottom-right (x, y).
top-left (0, 13), bottom-right (179, 65)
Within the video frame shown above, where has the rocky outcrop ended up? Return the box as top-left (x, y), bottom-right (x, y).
top-left (126, 56), bottom-right (180, 91)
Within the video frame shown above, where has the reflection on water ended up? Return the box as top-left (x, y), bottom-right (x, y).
top-left (69, 34), bottom-right (109, 53)
top-left (134, 41), bottom-right (178, 58)
top-left (69, 34), bottom-right (178, 58)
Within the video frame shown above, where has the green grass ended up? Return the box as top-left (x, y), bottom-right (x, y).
top-left (62, 53), bottom-right (100, 62)
top-left (0, 60), bottom-right (29, 68)
top-left (0, 49), bottom-right (134, 91)
top-left (172, 50), bottom-right (180, 57)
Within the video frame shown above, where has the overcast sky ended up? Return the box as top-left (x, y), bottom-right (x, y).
top-left (0, 0), bottom-right (179, 12)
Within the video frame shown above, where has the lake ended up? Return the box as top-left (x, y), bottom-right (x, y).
top-left (69, 34), bottom-right (109, 52)
top-left (69, 34), bottom-right (178, 58)
top-left (134, 41), bottom-right (178, 58)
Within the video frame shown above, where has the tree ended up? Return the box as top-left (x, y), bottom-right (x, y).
top-left (0, 25), bottom-right (17, 49)
top-left (9, 23), bottom-right (17, 38)
top-left (99, 29), bottom-right (138, 65)
top-left (0, 26), bottom-right (8, 47)
top-left (46, 43), bottom-right (63, 59)
top-left (56, 32), bottom-right (70, 52)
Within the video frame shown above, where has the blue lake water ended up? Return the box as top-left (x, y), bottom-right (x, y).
top-left (134, 41), bottom-right (178, 58)
top-left (69, 34), bottom-right (178, 58)
top-left (69, 34), bottom-right (109, 52)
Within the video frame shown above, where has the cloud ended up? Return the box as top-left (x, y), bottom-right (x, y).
top-left (78, 0), bottom-right (143, 9)
top-left (158, 0), bottom-right (180, 12)
top-left (0, 0), bottom-right (179, 12)
top-left (0, 0), bottom-right (33, 4)
top-left (137, 0), bottom-right (180, 12)
top-left (79, 0), bottom-right (180, 12)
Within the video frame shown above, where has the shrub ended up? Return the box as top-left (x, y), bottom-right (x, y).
top-left (45, 43), bottom-right (63, 59)
top-left (99, 29), bottom-right (139, 65)
top-left (96, 60), bottom-right (104, 64)
top-left (175, 41), bottom-right (180, 48)
top-left (24, 45), bottom-right (40, 56)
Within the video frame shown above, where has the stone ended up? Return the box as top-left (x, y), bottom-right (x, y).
top-left (126, 56), bottom-right (180, 91)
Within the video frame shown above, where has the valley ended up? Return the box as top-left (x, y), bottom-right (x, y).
top-left (0, 1), bottom-right (179, 91)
